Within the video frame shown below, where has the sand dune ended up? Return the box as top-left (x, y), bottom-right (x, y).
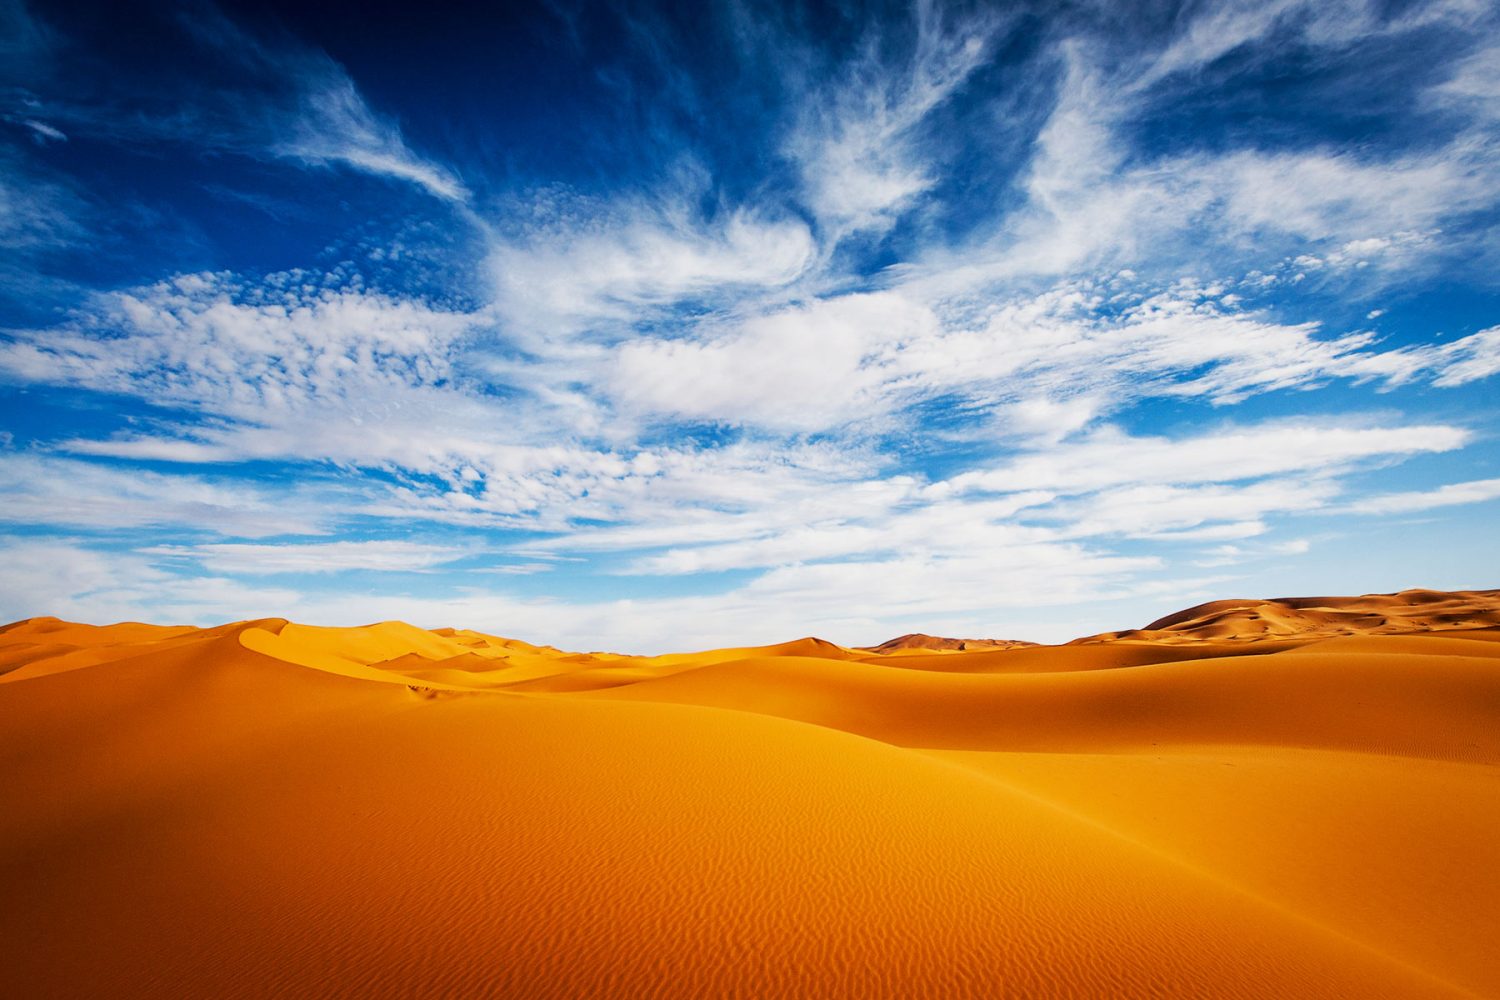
top-left (1079, 586), bottom-right (1500, 643)
top-left (859, 632), bottom-right (1039, 653)
top-left (3, 589), bottom-right (1498, 998)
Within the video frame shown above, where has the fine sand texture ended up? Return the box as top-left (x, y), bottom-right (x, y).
top-left (3, 588), bottom-right (1499, 998)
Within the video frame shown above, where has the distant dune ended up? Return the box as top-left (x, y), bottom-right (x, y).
top-left (4, 588), bottom-right (1499, 998)
top-left (858, 632), bottom-right (1039, 653)
top-left (1076, 586), bottom-right (1500, 643)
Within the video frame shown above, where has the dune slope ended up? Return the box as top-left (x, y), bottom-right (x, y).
top-left (2, 589), bottom-right (1498, 998)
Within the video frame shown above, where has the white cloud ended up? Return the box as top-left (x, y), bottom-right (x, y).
top-left (488, 445), bottom-right (904, 563)
top-left (989, 395), bottom-right (1105, 445)
top-left (732, 546), bottom-right (1158, 625)
top-left (991, 44), bottom-right (1172, 277)
top-left (0, 539), bottom-right (302, 628)
top-left (274, 74), bottom-right (467, 202)
top-left (1430, 326), bottom-right (1500, 387)
top-left (488, 201), bottom-right (815, 341)
top-left (1138, 0), bottom-right (1491, 90)
top-left (21, 118), bottom-right (64, 142)
top-left (0, 271), bottom-right (473, 413)
top-left (887, 281), bottom-right (1446, 418)
top-left (995, 128), bottom-right (1492, 283)
top-left (1430, 43), bottom-right (1500, 119)
top-left (0, 452), bottom-right (327, 537)
top-left (583, 267), bottom-right (1492, 445)
top-left (1212, 149), bottom-right (1490, 243)
top-left (785, 1), bottom-right (1002, 236)
top-left (0, 541), bottom-right (166, 625)
top-left (1135, 0), bottom-right (1315, 87)
top-left (0, 144), bottom-right (88, 250)
top-left (949, 9), bottom-right (1500, 287)
top-left (1193, 535), bottom-right (1312, 569)
top-left (1059, 480), bottom-right (1338, 538)
top-left (178, 6), bottom-right (468, 202)
top-left (6, 264), bottom-right (1490, 549)
top-left (1309, 323), bottom-right (1500, 390)
top-left (16, 4), bottom-right (465, 202)
top-left (948, 422), bottom-right (1469, 494)
top-left (1346, 477), bottom-right (1500, 515)
top-left (621, 492), bottom-right (1056, 576)
top-left (142, 540), bottom-right (468, 575)
top-left (0, 272), bottom-right (554, 479)
top-left (607, 291), bottom-right (929, 431)
top-left (1147, 520), bottom-right (1271, 542)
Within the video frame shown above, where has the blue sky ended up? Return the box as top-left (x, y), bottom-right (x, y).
top-left (2, 0), bottom-right (1498, 651)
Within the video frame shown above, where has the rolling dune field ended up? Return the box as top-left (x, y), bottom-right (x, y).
top-left (3, 589), bottom-right (1499, 998)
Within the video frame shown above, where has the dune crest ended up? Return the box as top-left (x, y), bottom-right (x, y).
top-left (859, 633), bottom-right (1038, 653)
top-left (1076, 587), bottom-right (1500, 644)
top-left (3, 588), bottom-right (1498, 998)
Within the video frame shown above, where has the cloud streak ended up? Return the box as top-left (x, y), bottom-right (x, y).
top-left (784, 0), bottom-right (1003, 237)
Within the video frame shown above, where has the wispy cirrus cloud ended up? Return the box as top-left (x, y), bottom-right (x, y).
top-left (0, 0), bottom-right (54, 74)
top-left (1346, 478), bottom-right (1500, 516)
top-left (605, 290), bottom-right (926, 432)
top-left (1431, 42), bottom-right (1500, 119)
top-left (1057, 480), bottom-right (1342, 541)
top-left (1131, 0), bottom-right (1490, 91)
top-left (142, 539), bottom-right (470, 575)
top-left (0, 143), bottom-right (87, 251)
top-left (946, 422), bottom-right (1470, 495)
top-left (618, 492), bottom-right (1056, 576)
top-left (5, 2), bottom-right (465, 203)
top-left (180, 4), bottom-right (468, 201)
top-left (938, 1), bottom-right (1500, 289)
top-left (783, 0), bottom-right (1004, 238)
top-left (486, 196), bottom-right (815, 343)
top-left (0, 452), bottom-right (330, 537)
top-left (0, 538), bottom-right (308, 628)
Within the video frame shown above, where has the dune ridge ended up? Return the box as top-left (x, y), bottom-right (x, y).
top-left (2, 588), bottom-right (1498, 998)
top-left (859, 633), bottom-right (1039, 653)
top-left (1076, 586), bottom-right (1500, 644)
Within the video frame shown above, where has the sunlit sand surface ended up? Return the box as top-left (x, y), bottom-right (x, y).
top-left (3, 589), bottom-right (1498, 998)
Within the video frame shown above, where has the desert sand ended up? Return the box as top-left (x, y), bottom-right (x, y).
top-left (3, 587), bottom-right (1498, 998)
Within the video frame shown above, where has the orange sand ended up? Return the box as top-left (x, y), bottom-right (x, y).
top-left (2, 588), bottom-right (1498, 998)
